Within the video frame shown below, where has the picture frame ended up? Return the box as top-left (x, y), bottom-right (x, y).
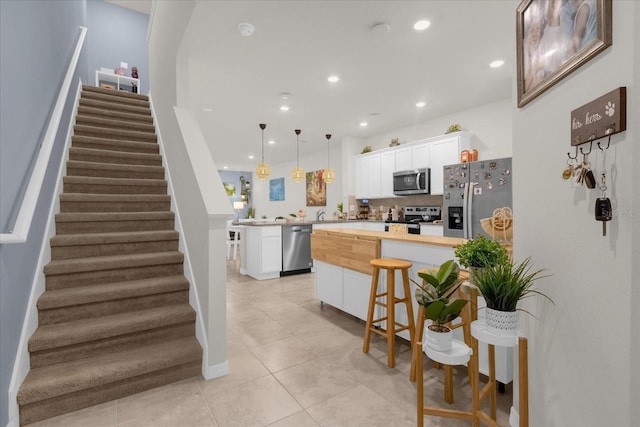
top-left (516, 0), bottom-right (612, 108)
top-left (269, 177), bottom-right (285, 201)
top-left (305, 170), bottom-right (326, 207)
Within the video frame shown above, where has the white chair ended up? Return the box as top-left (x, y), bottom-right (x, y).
top-left (226, 225), bottom-right (241, 260)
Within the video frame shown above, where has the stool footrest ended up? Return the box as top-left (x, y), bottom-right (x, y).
top-left (423, 406), bottom-right (474, 421)
top-left (371, 316), bottom-right (388, 324)
top-left (370, 328), bottom-right (389, 338)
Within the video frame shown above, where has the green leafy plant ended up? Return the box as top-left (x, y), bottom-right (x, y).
top-left (337, 202), bottom-right (343, 213)
top-left (246, 207), bottom-right (255, 219)
top-left (389, 138), bottom-right (400, 147)
top-left (412, 260), bottom-right (468, 332)
top-left (470, 257), bottom-right (552, 313)
top-left (446, 123), bottom-right (462, 134)
top-left (454, 235), bottom-right (509, 269)
top-left (361, 145), bottom-right (372, 154)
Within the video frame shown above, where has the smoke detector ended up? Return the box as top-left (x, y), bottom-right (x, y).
top-left (237, 23), bottom-right (255, 37)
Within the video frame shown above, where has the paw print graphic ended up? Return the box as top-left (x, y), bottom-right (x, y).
top-left (605, 101), bottom-right (615, 117)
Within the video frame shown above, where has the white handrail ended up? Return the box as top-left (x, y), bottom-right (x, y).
top-left (0, 26), bottom-right (87, 244)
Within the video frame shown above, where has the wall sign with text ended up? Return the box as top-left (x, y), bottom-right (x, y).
top-left (570, 87), bottom-right (626, 146)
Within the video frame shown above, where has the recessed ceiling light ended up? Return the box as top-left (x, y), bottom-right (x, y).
top-left (490, 59), bottom-right (505, 68)
top-left (414, 20), bottom-right (431, 31)
top-left (203, 107), bottom-right (213, 112)
top-left (280, 105), bottom-right (290, 111)
top-left (416, 101), bottom-right (426, 108)
top-left (279, 92), bottom-right (291, 99)
top-left (248, 155), bottom-right (254, 159)
top-left (360, 122), bottom-right (368, 127)
top-left (268, 140), bottom-right (275, 145)
top-left (223, 165), bottom-right (228, 169)
top-left (328, 75), bottom-right (340, 83)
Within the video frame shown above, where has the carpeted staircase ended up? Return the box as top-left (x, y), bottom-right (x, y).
top-left (16, 86), bottom-right (203, 425)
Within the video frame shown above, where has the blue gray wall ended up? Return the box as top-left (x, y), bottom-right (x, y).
top-left (0, 2), bottom-right (149, 424)
top-left (218, 170), bottom-right (254, 219)
top-left (0, 2), bottom-right (88, 424)
top-left (87, 0), bottom-right (149, 94)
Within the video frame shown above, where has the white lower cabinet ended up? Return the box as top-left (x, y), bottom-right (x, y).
top-left (244, 225), bottom-right (282, 280)
top-left (420, 224), bottom-right (444, 237)
top-left (342, 269), bottom-right (373, 320)
top-left (314, 261), bottom-right (375, 322)
top-left (314, 261), bottom-right (343, 309)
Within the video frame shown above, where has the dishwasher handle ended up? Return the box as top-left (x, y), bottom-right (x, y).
top-left (289, 226), bottom-right (311, 233)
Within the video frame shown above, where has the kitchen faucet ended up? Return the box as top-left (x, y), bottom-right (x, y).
top-left (316, 208), bottom-right (325, 221)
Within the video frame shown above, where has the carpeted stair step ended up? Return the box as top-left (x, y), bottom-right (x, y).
top-left (68, 147), bottom-right (162, 166)
top-left (80, 90), bottom-right (150, 109)
top-left (74, 124), bottom-right (157, 143)
top-left (59, 193), bottom-right (171, 213)
top-left (75, 114), bottom-right (156, 134)
top-left (55, 211), bottom-right (175, 234)
top-left (82, 84), bottom-right (149, 102)
top-left (36, 275), bottom-right (189, 325)
top-left (78, 97), bottom-right (151, 118)
top-left (44, 251), bottom-right (184, 290)
top-left (50, 230), bottom-right (179, 260)
top-left (66, 160), bottom-right (165, 179)
top-left (77, 105), bottom-right (154, 125)
top-left (72, 135), bottom-right (159, 154)
top-left (63, 176), bottom-right (167, 195)
top-left (18, 336), bottom-right (202, 425)
top-left (28, 304), bottom-right (195, 353)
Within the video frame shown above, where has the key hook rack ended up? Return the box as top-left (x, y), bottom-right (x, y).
top-left (567, 134), bottom-right (612, 161)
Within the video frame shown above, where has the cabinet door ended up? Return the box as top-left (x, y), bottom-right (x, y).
top-left (380, 151), bottom-right (396, 197)
top-left (342, 269), bottom-right (373, 321)
top-left (429, 137), bottom-right (460, 195)
top-left (354, 156), bottom-right (369, 198)
top-left (314, 261), bottom-right (343, 309)
top-left (412, 143), bottom-right (430, 169)
top-left (395, 147), bottom-right (412, 171)
top-left (368, 154), bottom-right (381, 198)
top-left (261, 227), bottom-right (282, 273)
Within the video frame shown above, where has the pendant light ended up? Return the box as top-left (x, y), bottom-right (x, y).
top-left (324, 133), bottom-right (335, 183)
top-left (291, 129), bottom-right (305, 182)
top-left (256, 123), bottom-right (270, 179)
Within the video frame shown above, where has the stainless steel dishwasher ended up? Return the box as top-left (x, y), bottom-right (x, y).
top-left (281, 224), bottom-right (313, 276)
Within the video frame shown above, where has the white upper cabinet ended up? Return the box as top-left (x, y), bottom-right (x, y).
top-left (394, 142), bottom-right (430, 171)
top-left (380, 151), bottom-right (396, 198)
top-left (355, 153), bottom-right (381, 199)
top-left (354, 132), bottom-right (471, 199)
top-left (429, 133), bottom-right (470, 195)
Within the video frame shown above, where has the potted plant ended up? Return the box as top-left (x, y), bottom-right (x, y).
top-left (337, 202), bottom-right (344, 219)
top-left (413, 260), bottom-right (468, 352)
top-left (454, 234), bottom-right (509, 270)
top-left (389, 137), bottom-right (400, 147)
top-left (361, 145), bottom-right (373, 154)
top-left (470, 257), bottom-right (552, 336)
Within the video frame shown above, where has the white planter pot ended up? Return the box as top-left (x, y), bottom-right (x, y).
top-left (486, 308), bottom-right (518, 336)
top-left (425, 325), bottom-right (453, 352)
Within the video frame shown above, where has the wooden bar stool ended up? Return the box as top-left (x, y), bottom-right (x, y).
top-left (363, 258), bottom-right (415, 368)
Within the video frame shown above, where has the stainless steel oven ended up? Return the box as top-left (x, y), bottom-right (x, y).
top-left (393, 168), bottom-right (430, 196)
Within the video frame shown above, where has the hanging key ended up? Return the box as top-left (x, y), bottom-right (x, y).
top-left (595, 173), bottom-right (612, 236)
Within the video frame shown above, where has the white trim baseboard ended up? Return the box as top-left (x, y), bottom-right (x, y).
top-left (509, 405), bottom-right (519, 426)
top-left (204, 361), bottom-right (230, 380)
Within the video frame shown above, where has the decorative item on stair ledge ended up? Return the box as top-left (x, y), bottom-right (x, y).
top-left (412, 260), bottom-right (467, 352)
top-left (470, 256), bottom-right (553, 336)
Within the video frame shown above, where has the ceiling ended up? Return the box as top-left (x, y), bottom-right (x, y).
top-left (110, 0), bottom-right (516, 172)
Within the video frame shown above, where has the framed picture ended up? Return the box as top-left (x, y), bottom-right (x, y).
top-left (305, 170), bottom-right (326, 207)
top-left (516, 0), bottom-right (612, 107)
top-left (269, 177), bottom-right (285, 201)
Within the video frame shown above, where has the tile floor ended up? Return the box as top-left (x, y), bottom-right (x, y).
top-left (31, 259), bottom-right (513, 426)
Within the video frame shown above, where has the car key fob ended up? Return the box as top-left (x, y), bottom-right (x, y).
top-left (595, 197), bottom-right (612, 236)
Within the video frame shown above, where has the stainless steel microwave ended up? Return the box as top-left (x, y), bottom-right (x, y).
top-left (393, 168), bottom-right (430, 196)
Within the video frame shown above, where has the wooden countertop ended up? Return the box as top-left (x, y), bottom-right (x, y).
top-left (312, 228), bottom-right (469, 249)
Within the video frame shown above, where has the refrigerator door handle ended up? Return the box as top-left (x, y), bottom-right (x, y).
top-left (467, 182), bottom-right (475, 238)
top-left (462, 182), bottom-right (470, 239)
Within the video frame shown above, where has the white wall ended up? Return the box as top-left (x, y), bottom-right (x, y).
top-left (251, 147), bottom-right (343, 220)
top-left (513, 2), bottom-right (638, 426)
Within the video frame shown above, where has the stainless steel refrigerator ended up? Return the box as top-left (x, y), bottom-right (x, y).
top-left (442, 157), bottom-right (513, 240)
